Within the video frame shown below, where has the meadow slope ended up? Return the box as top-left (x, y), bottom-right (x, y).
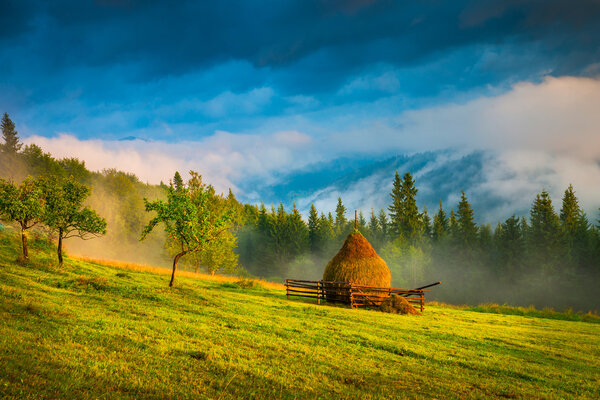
top-left (0, 231), bottom-right (599, 399)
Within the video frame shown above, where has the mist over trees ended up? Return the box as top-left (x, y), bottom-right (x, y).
top-left (1, 113), bottom-right (599, 310)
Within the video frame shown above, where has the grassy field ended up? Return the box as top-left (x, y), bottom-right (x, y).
top-left (1, 231), bottom-right (599, 399)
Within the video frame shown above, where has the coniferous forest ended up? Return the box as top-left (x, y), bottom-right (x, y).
top-left (1, 113), bottom-right (599, 311)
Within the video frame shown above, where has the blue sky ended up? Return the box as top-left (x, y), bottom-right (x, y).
top-left (2, 0), bottom-right (600, 221)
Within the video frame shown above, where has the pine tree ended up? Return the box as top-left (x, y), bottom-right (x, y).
top-left (308, 204), bottom-right (320, 253)
top-left (496, 215), bottom-right (525, 278)
top-left (528, 190), bottom-right (562, 272)
top-left (388, 171), bottom-right (404, 238)
top-left (560, 185), bottom-right (582, 235)
top-left (422, 206), bottom-right (432, 240)
top-left (388, 172), bottom-right (422, 243)
top-left (432, 201), bottom-right (448, 241)
top-left (334, 197), bottom-right (347, 237)
top-left (358, 210), bottom-right (366, 231)
top-left (378, 208), bottom-right (389, 241)
top-left (288, 202), bottom-right (309, 256)
top-left (0, 113), bottom-right (22, 154)
top-left (456, 191), bottom-right (478, 248)
top-left (172, 171), bottom-right (184, 191)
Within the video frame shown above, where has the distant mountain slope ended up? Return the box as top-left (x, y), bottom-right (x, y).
top-left (238, 150), bottom-right (517, 223)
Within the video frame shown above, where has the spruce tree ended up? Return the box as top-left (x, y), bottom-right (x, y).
top-left (0, 113), bottom-right (22, 154)
top-left (388, 171), bottom-right (422, 243)
top-left (422, 206), bottom-right (432, 240)
top-left (432, 201), bottom-right (448, 241)
top-left (456, 191), bottom-right (478, 248)
top-left (388, 171), bottom-right (404, 238)
top-left (172, 171), bottom-right (184, 191)
top-left (528, 190), bottom-right (562, 272)
top-left (288, 202), bottom-right (309, 256)
top-left (358, 210), bottom-right (366, 231)
top-left (378, 208), bottom-right (389, 241)
top-left (560, 185), bottom-right (582, 234)
top-left (334, 197), bottom-right (347, 237)
top-left (308, 204), bottom-right (320, 253)
top-left (400, 172), bottom-right (422, 243)
top-left (497, 215), bottom-right (525, 278)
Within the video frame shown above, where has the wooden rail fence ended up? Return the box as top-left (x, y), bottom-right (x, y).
top-left (285, 279), bottom-right (428, 312)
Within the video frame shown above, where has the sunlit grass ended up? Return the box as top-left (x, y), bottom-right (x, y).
top-left (71, 255), bottom-right (285, 291)
top-left (1, 230), bottom-right (599, 399)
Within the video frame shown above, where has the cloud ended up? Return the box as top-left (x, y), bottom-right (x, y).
top-left (21, 75), bottom-right (600, 221)
top-left (24, 130), bottom-right (316, 194)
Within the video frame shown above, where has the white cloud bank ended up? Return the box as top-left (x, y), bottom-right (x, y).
top-left (24, 76), bottom-right (600, 220)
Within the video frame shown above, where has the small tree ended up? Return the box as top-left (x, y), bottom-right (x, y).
top-left (141, 171), bottom-right (232, 287)
top-left (1, 113), bottom-right (22, 154)
top-left (43, 178), bottom-right (107, 266)
top-left (0, 177), bottom-right (45, 260)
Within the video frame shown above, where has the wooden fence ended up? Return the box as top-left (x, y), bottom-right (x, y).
top-left (284, 279), bottom-right (428, 312)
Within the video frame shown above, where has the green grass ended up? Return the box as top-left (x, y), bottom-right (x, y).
top-left (1, 230), bottom-right (599, 399)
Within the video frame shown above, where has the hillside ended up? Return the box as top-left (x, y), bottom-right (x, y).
top-left (1, 231), bottom-right (599, 399)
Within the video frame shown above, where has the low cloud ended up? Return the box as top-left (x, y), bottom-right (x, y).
top-left (23, 76), bottom-right (600, 221)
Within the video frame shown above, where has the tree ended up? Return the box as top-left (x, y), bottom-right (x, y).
top-left (388, 171), bottom-right (404, 238)
top-left (1, 113), bottom-right (22, 154)
top-left (422, 206), bottom-right (432, 240)
top-left (172, 171), bottom-right (184, 191)
top-left (528, 190), bottom-right (562, 271)
top-left (141, 172), bottom-right (232, 287)
top-left (496, 215), bottom-right (525, 278)
top-left (0, 177), bottom-right (45, 260)
top-left (456, 191), bottom-right (478, 249)
top-left (308, 204), bottom-right (320, 253)
top-left (334, 197), bottom-right (347, 237)
top-left (43, 177), bottom-right (107, 266)
top-left (377, 208), bottom-right (389, 241)
top-left (388, 172), bottom-right (422, 243)
top-left (432, 201), bottom-right (448, 242)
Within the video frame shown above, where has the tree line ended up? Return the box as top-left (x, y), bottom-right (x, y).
top-left (1, 113), bottom-right (599, 310)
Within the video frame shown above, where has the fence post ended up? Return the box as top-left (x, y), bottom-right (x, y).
top-left (317, 281), bottom-right (321, 305)
top-left (349, 283), bottom-right (354, 308)
top-left (420, 291), bottom-right (424, 313)
top-left (285, 279), bottom-right (289, 300)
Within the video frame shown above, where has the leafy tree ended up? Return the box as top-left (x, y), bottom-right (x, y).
top-left (43, 178), bottom-right (107, 266)
top-left (141, 172), bottom-right (232, 287)
top-left (0, 177), bottom-right (45, 260)
top-left (0, 113), bottom-right (22, 154)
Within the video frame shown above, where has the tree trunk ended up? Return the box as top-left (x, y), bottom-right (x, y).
top-left (169, 251), bottom-right (187, 287)
top-left (20, 225), bottom-right (28, 260)
top-left (57, 229), bottom-right (63, 267)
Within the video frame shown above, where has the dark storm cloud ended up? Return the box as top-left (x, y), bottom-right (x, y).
top-left (4, 0), bottom-right (600, 81)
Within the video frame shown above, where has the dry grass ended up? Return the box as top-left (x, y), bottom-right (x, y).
top-left (323, 232), bottom-right (391, 287)
top-left (71, 255), bottom-right (285, 290)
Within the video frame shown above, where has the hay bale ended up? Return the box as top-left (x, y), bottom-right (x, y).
top-left (379, 295), bottom-right (421, 315)
top-left (323, 232), bottom-right (391, 287)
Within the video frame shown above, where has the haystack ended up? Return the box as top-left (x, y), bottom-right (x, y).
top-left (379, 294), bottom-right (421, 315)
top-left (322, 232), bottom-right (391, 304)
